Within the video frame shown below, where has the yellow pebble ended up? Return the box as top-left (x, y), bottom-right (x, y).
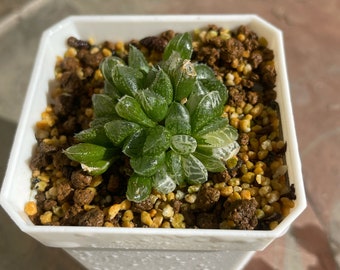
top-left (102, 48), bottom-right (112, 57)
top-left (24, 201), bottom-right (38, 216)
top-left (220, 186), bottom-right (233, 197)
top-left (40, 211), bottom-right (53, 224)
top-left (240, 190), bottom-right (251, 200)
top-left (122, 210), bottom-right (134, 222)
top-left (108, 204), bottom-right (121, 219)
top-left (141, 211), bottom-right (153, 227)
top-left (170, 213), bottom-right (186, 228)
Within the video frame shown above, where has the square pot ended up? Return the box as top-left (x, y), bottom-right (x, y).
top-left (0, 14), bottom-right (306, 263)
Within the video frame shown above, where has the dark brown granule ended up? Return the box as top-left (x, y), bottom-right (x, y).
top-left (53, 93), bottom-right (75, 117)
top-left (223, 198), bottom-right (258, 230)
top-left (238, 133), bottom-right (250, 146)
top-left (196, 213), bottom-right (219, 229)
top-left (60, 57), bottom-right (80, 72)
top-left (71, 170), bottom-right (92, 189)
top-left (43, 199), bottom-right (57, 211)
top-left (220, 38), bottom-right (244, 63)
top-left (210, 171), bottom-right (231, 184)
top-left (78, 49), bottom-right (104, 69)
top-left (73, 189), bottom-right (95, 206)
top-left (131, 198), bottom-right (154, 213)
top-left (56, 182), bottom-right (73, 204)
top-left (67, 36), bottom-right (91, 50)
top-left (139, 36), bottom-right (169, 52)
top-left (195, 186), bottom-right (220, 211)
top-left (52, 150), bottom-right (72, 171)
top-left (61, 204), bottom-right (84, 226)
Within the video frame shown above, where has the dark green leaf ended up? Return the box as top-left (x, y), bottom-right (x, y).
top-left (193, 117), bottom-right (229, 137)
top-left (90, 116), bottom-right (120, 128)
top-left (128, 44), bottom-right (150, 74)
top-left (126, 173), bottom-right (153, 202)
top-left (63, 143), bottom-right (115, 163)
top-left (104, 120), bottom-right (141, 146)
top-left (99, 56), bottom-right (125, 85)
top-left (163, 32), bottom-right (193, 61)
top-left (115, 95), bottom-right (156, 128)
top-left (172, 60), bottom-right (197, 102)
top-left (103, 81), bottom-right (121, 101)
top-left (92, 94), bottom-right (117, 118)
top-left (143, 126), bottom-right (171, 156)
top-left (185, 80), bottom-right (209, 114)
top-left (112, 65), bottom-right (141, 97)
top-left (194, 63), bottom-right (216, 80)
top-left (165, 102), bottom-right (191, 135)
top-left (80, 158), bottom-right (114, 176)
top-left (190, 91), bottom-right (224, 133)
top-left (75, 126), bottom-right (113, 147)
top-left (122, 129), bottom-right (147, 158)
top-left (199, 78), bottom-right (228, 105)
top-left (149, 68), bottom-right (173, 105)
top-left (135, 89), bottom-right (168, 122)
top-left (130, 152), bottom-right (166, 177)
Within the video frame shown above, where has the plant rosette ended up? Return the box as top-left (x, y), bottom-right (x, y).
top-left (0, 16), bottom-right (306, 259)
top-left (64, 32), bottom-right (240, 203)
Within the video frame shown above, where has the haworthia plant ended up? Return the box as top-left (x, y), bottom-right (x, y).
top-left (64, 32), bottom-right (240, 202)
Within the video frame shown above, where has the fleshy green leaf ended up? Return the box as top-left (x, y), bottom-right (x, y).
top-left (103, 81), bottom-right (121, 101)
top-left (112, 65), bottom-right (142, 97)
top-left (166, 150), bottom-right (185, 186)
top-left (165, 102), bottom-right (191, 135)
top-left (153, 166), bottom-right (177, 194)
top-left (130, 152), bottom-right (166, 177)
top-left (198, 141), bottom-right (240, 162)
top-left (181, 154), bottom-right (208, 185)
top-left (122, 129), bottom-right (147, 158)
top-left (143, 126), bottom-right (171, 156)
top-left (63, 143), bottom-right (115, 163)
top-left (135, 89), bottom-right (168, 122)
top-left (191, 91), bottom-right (224, 133)
top-left (185, 80), bottom-right (209, 115)
top-left (149, 68), bottom-right (173, 105)
top-left (75, 126), bottom-right (113, 147)
top-left (90, 116), bottom-right (119, 128)
top-left (99, 56), bottom-right (125, 85)
top-left (126, 173), bottom-right (152, 202)
top-left (128, 44), bottom-right (150, 74)
top-left (196, 125), bottom-right (238, 148)
top-left (194, 63), bottom-right (216, 80)
top-left (163, 32), bottom-right (193, 61)
top-left (194, 117), bottom-right (230, 137)
top-left (115, 95), bottom-right (156, 128)
top-left (92, 94), bottom-right (117, 118)
top-left (172, 60), bottom-right (197, 102)
top-left (199, 78), bottom-right (228, 106)
top-left (80, 159), bottom-right (114, 176)
top-left (170, 134), bottom-right (197, 155)
top-left (193, 151), bottom-right (226, 172)
top-left (104, 120), bottom-right (141, 146)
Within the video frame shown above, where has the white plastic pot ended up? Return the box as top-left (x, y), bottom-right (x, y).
top-left (0, 15), bottom-right (306, 269)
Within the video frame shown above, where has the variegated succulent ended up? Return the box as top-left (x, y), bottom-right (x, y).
top-left (64, 32), bottom-right (240, 202)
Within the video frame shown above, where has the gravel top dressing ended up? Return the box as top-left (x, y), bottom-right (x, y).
top-left (25, 24), bottom-right (296, 230)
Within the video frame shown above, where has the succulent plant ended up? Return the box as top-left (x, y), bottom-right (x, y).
top-left (64, 32), bottom-right (240, 202)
